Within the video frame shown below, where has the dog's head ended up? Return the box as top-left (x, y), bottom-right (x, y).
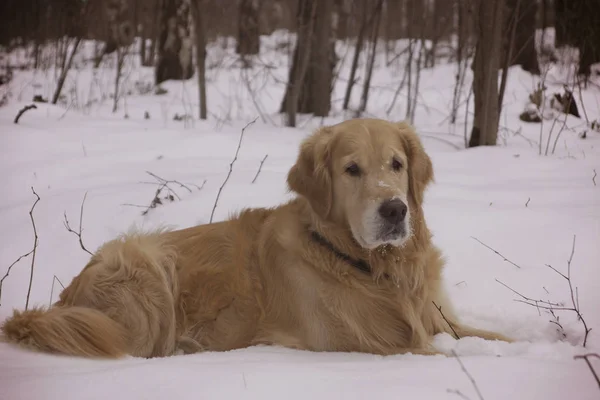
top-left (287, 118), bottom-right (433, 249)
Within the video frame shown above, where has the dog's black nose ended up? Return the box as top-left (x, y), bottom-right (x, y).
top-left (378, 199), bottom-right (407, 226)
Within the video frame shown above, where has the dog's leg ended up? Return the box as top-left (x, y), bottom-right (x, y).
top-left (451, 323), bottom-right (513, 343)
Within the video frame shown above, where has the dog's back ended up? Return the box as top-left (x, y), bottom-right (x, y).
top-left (2, 230), bottom-right (180, 358)
top-left (1, 208), bottom-right (274, 358)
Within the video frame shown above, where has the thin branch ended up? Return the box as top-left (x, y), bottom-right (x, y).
top-left (451, 350), bottom-right (485, 400)
top-left (49, 275), bottom-right (65, 307)
top-left (133, 173), bottom-right (205, 216)
top-left (495, 279), bottom-right (562, 307)
top-left (574, 353), bottom-right (600, 389)
top-left (498, 235), bottom-right (591, 347)
top-left (25, 187), bottom-right (40, 310)
top-left (447, 389), bottom-right (472, 400)
top-left (252, 154), bottom-right (268, 184)
top-left (433, 301), bottom-right (461, 340)
top-left (525, 197), bottom-right (530, 207)
top-left (210, 117), bottom-right (258, 223)
top-left (14, 104), bottom-right (37, 124)
top-left (593, 169), bottom-right (597, 186)
top-left (63, 192), bottom-right (93, 256)
top-left (0, 189), bottom-right (40, 306)
top-left (471, 237), bottom-right (521, 268)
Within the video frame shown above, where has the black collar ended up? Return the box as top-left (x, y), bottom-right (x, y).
top-left (309, 230), bottom-right (372, 275)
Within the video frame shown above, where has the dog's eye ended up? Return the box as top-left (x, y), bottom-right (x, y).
top-left (392, 158), bottom-right (403, 171)
top-left (345, 163), bottom-right (361, 177)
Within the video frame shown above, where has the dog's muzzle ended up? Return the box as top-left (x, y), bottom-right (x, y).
top-left (376, 198), bottom-right (408, 241)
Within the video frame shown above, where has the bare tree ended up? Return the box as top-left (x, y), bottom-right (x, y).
top-left (51, 37), bottom-right (82, 105)
top-left (237, 0), bottom-right (261, 65)
top-left (505, 0), bottom-right (539, 74)
top-left (281, 0), bottom-right (318, 127)
top-left (469, 0), bottom-right (504, 147)
top-left (190, 0), bottom-right (207, 119)
top-left (343, 0), bottom-right (384, 111)
top-left (357, 0), bottom-right (383, 115)
top-left (155, 0), bottom-right (194, 85)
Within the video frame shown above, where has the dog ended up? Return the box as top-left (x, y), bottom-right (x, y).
top-left (1, 118), bottom-right (510, 358)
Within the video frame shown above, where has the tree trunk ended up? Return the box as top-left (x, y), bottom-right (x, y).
top-left (301, 0), bottom-right (334, 116)
top-left (505, 0), bottom-right (539, 74)
top-left (498, 0), bottom-right (520, 117)
top-left (469, 0), bottom-right (504, 147)
top-left (281, 0), bottom-right (318, 127)
top-left (155, 0), bottom-right (194, 85)
top-left (342, 0), bottom-right (368, 111)
top-left (52, 37), bottom-right (82, 105)
top-left (279, 0), bottom-right (334, 120)
top-left (358, 0), bottom-right (382, 115)
top-left (237, 0), bottom-right (260, 59)
top-left (190, 0), bottom-right (207, 120)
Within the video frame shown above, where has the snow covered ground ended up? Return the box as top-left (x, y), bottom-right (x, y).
top-left (0, 33), bottom-right (599, 399)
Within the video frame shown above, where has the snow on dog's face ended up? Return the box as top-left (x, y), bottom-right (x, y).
top-left (287, 118), bottom-right (433, 249)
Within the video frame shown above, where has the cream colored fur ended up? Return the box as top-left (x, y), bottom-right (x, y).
top-left (1, 118), bottom-right (510, 358)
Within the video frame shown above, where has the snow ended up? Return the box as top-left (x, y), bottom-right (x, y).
top-left (1, 32), bottom-right (599, 399)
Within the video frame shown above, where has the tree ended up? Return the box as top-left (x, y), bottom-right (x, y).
top-left (504, 0), bottom-right (539, 74)
top-left (280, 0), bottom-right (335, 126)
top-left (190, 0), bottom-right (207, 119)
top-left (155, 0), bottom-right (194, 85)
top-left (237, 0), bottom-right (261, 60)
top-left (469, 0), bottom-right (504, 147)
top-left (555, 0), bottom-right (600, 80)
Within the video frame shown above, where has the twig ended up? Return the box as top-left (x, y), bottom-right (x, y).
top-left (574, 353), bottom-right (600, 389)
top-left (471, 237), bottom-right (521, 269)
top-left (447, 389), bottom-right (472, 400)
top-left (210, 117), bottom-right (257, 223)
top-left (25, 187), bottom-right (40, 310)
top-left (252, 154), bottom-right (268, 184)
top-left (545, 235), bottom-right (591, 347)
top-left (63, 192), bottom-right (93, 256)
top-left (0, 189), bottom-right (40, 307)
top-left (593, 169), bottom-right (597, 186)
top-left (495, 279), bottom-right (562, 308)
top-left (433, 301), bottom-right (461, 340)
top-left (132, 173), bottom-right (205, 216)
top-left (49, 275), bottom-right (65, 307)
top-left (14, 104), bottom-right (37, 124)
top-left (497, 236), bottom-right (591, 347)
top-left (451, 350), bottom-right (485, 400)
top-left (525, 197), bottom-right (530, 207)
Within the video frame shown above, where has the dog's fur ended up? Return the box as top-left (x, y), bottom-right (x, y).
top-left (1, 118), bottom-right (510, 358)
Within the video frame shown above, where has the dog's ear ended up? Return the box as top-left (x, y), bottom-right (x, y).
top-left (396, 121), bottom-right (433, 206)
top-left (287, 127), bottom-right (335, 219)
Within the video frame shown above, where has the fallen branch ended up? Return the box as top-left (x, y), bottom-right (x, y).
top-left (574, 353), bottom-right (600, 390)
top-left (451, 350), bottom-right (485, 400)
top-left (525, 197), bottom-right (530, 207)
top-left (210, 117), bottom-right (258, 223)
top-left (593, 169), bottom-right (597, 186)
top-left (433, 301), bottom-right (461, 340)
top-left (14, 104), bottom-right (37, 124)
top-left (252, 154), bottom-right (268, 184)
top-left (471, 237), bottom-right (521, 269)
top-left (63, 192), bottom-right (93, 256)
top-left (0, 188), bottom-right (40, 307)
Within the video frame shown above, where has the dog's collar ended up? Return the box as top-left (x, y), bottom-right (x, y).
top-left (309, 231), bottom-right (372, 275)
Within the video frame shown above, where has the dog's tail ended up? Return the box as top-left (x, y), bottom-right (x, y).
top-left (1, 306), bottom-right (127, 358)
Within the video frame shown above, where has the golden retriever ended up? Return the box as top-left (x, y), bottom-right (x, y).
top-left (1, 118), bottom-right (510, 358)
